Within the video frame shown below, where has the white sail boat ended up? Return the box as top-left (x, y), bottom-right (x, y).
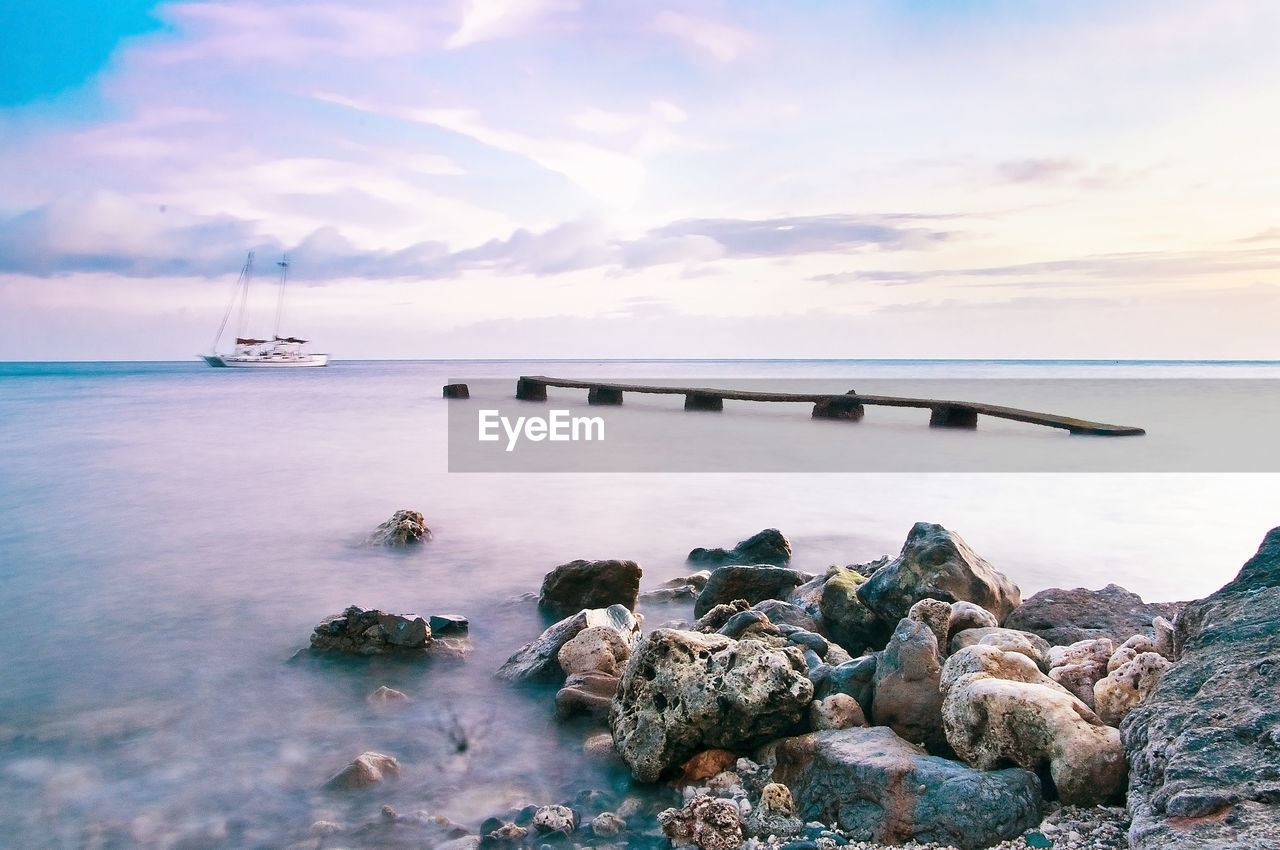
top-left (201, 252), bottom-right (330, 368)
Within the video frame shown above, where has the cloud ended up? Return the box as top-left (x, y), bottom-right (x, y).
top-left (996, 158), bottom-right (1082, 183)
top-left (446, 0), bottom-right (581, 49)
top-left (813, 245), bottom-right (1280, 290)
top-left (317, 93), bottom-right (645, 204)
top-left (0, 200), bottom-right (953, 281)
top-left (652, 10), bottom-right (759, 62)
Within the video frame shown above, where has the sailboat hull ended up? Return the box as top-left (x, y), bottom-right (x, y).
top-left (200, 355), bottom-right (228, 367)
top-left (217, 353), bottom-right (330, 368)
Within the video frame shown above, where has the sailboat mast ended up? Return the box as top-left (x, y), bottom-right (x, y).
top-left (274, 256), bottom-right (289, 340)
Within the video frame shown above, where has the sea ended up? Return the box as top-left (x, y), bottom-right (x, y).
top-left (1, 358), bottom-right (1278, 848)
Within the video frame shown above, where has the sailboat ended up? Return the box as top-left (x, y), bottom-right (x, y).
top-left (201, 252), bottom-right (330, 368)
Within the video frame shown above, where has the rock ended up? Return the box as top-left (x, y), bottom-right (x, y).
top-left (857, 522), bottom-right (1022, 626)
top-left (659, 794), bottom-right (744, 850)
top-left (679, 749), bottom-right (740, 785)
top-left (496, 604), bottom-right (641, 684)
top-left (531, 804), bottom-right (577, 836)
top-left (1120, 633), bottom-right (1159, 655)
top-left (1049, 661), bottom-right (1109, 710)
top-left (760, 727), bottom-right (1041, 850)
top-left (818, 566), bottom-right (889, 656)
top-left (1151, 615), bottom-right (1175, 659)
top-left (907, 598), bottom-right (953, 648)
top-left (1002, 583), bottom-right (1185, 647)
top-left (429, 613), bottom-right (469, 634)
top-left (694, 566), bottom-right (813, 618)
top-left (745, 781), bottom-right (805, 838)
top-left (555, 671), bottom-right (620, 720)
top-left (367, 685), bottom-right (410, 708)
top-left (583, 732), bottom-right (620, 764)
top-left (1047, 638), bottom-right (1115, 671)
top-left (940, 644), bottom-right (1127, 806)
top-left (787, 630), bottom-right (828, 658)
top-left (365, 509), bottom-right (431, 545)
top-left (688, 528), bottom-right (792, 568)
top-left (751, 599), bottom-right (824, 634)
top-left (591, 811), bottom-right (625, 837)
top-left (558, 626), bottom-right (631, 676)
top-left (693, 599), bottom-right (751, 633)
top-left (872, 618), bottom-right (947, 753)
top-left (610, 629), bottom-right (814, 782)
top-left (1108, 645), bottom-right (1138, 673)
top-left (482, 821), bottom-right (527, 844)
top-left (812, 654), bottom-right (877, 717)
top-left (809, 694), bottom-right (866, 730)
top-left (949, 627), bottom-right (1052, 670)
top-left (948, 601), bottom-right (1000, 639)
top-left (1123, 527), bottom-right (1280, 849)
top-left (310, 606), bottom-right (432, 655)
top-left (325, 752), bottom-right (400, 790)
top-left (538, 559), bottom-right (642, 619)
top-left (1094, 652), bottom-right (1171, 726)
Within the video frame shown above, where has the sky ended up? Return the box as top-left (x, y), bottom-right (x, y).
top-left (1, 0), bottom-right (1279, 360)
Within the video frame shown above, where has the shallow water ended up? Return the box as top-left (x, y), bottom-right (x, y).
top-left (1, 359), bottom-right (1278, 847)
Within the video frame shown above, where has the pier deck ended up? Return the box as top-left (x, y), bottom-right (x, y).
top-left (512, 376), bottom-right (1145, 436)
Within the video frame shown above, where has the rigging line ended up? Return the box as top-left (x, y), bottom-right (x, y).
top-left (212, 252), bottom-right (253, 352)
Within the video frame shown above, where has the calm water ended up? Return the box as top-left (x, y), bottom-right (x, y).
top-left (2, 359), bottom-right (1279, 847)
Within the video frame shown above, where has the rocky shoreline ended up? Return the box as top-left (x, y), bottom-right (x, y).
top-left (296, 516), bottom-right (1280, 850)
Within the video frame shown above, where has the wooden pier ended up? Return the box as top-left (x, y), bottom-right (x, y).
top-left (510, 376), bottom-right (1145, 436)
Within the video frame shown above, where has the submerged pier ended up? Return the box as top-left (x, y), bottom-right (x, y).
top-left (509, 376), bottom-right (1145, 436)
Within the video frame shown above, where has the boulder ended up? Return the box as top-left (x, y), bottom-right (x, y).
top-left (1094, 652), bottom-right (1170, 726)
top-left (538, 559), bottom-right (642, 619)
top-left (949, 627), bottom-right (1051, 670)
top-left (678, 749), bottom-right (740, 785)
top-left (557, 626), bottom-right (631, 676)
top-left (940, 644), bottom-right (1127, 806)
top-left (531, 804), bottom-right (577, 837)
top-left (751, 599), bottom-right (823, 634)
top-left (948, 601), bottom-right (1000, 639)
top-left (818, 566), bottom-right (889, 656)
top-left (744, 781), bottom-right (804, 838)
top-left (365, 509), bottom-right (431, 545)
top-left (555, 671), bottom-right (621, 720)
top-left (1002, 583), bottom-right (1185, 648)
top-left (694, 565), bottom-right (813, 618)
top-left (310, 606), bottom-right (432, 655)
top-left (325, 752), bottom-right (400, 790)
top-left (717, 609), bottom-right (780, 640)
top-left (609, 629), bottom-right (813, 782)
top-left (857, 522), bottom-right (1021, 626)
top-left (872, 618), bottom-right (947, 753)
top-left (1123, 527), bottom-right (1280, 849)
top-left (496, 605), bottom-right (641, 684)
top-left (688, 528), bottom-right (792, 568)
top-left (812, 654), bottom-right (878, 717)
top-left (590, 811), bottom-right (625, 838)
top-left (1049, 660), bottom-right (1109, 710)
top-left (809, 693), bottom-right (866, 730)
top-left (760, 727), bottom-right (1041, 850)
top-left (658, 794), bottom-right (743, 850)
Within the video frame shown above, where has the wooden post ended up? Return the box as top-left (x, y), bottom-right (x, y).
top-left (587, 386), bottom-right (624, 405)
top-left (684, 392), bottom-right (723, 411)
top-left (442, 383), bottom-right (469, 399)
top-left (516, 377), bottom-right (548, 401)
top-left (929, 404), bottom-right (979, 429)
top-left (812, 394), bottom-right (864, 420)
